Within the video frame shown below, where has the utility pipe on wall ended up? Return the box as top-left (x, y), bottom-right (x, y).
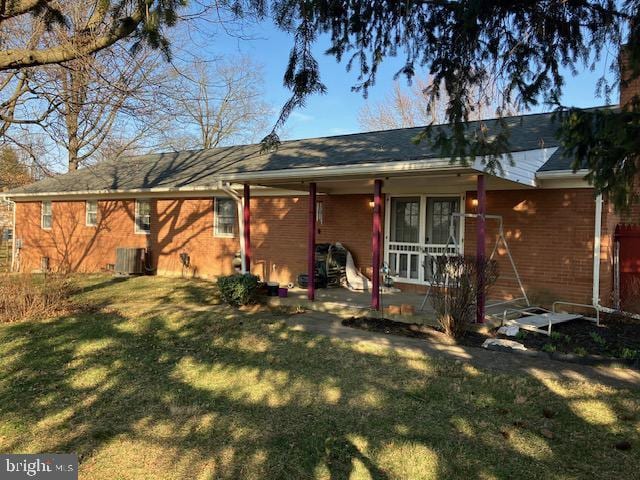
top-left (220, 182), bottom-right (247, 274)
top-left (592, 193), bottom-right (603, 307)
top-left (10, 199), bottom-right (16, 272)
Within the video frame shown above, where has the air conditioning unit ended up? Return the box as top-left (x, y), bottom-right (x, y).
top-left (115, 248), bottom-right (145, 275)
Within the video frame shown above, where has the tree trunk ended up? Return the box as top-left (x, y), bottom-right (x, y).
top-left (67, 138), bottom-right (80, 171)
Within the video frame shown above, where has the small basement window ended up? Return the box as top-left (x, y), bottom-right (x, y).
top-left (135, 199), bottom-right (151, 234)
top-left (86, 200), bottom-right (98, 227)
top-left (41, 201), bottom-right (52, 230)
top-left (214, 197), bottom-right (236, 237)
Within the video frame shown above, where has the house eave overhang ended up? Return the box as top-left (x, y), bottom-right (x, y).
top-left (534, 169), bottom-right (592, 189)
top-left (6, 184), bottom-right (309, 201)
top-left (7, 146), bottom-right (558, 199)
top-left (6, 185), bottom-right (226, 200)
top-left (219, 147), bottom-right (559, 188)
top-left (535, 169), bottom-right (590, 179)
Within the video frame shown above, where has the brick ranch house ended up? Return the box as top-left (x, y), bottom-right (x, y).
top-left (5, 99), bottom-right (640, 315)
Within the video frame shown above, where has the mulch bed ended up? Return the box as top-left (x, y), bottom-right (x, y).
top-left (341, 316), bottom-right (489, 348)
top-left (342, 313), bottom-right (640, 363)
top-left (505, 315), bottom-right (640, 360)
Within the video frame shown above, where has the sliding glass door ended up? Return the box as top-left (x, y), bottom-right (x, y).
top-left (386, 195), bottom-right (463, 284)
top-left (389, 197), bottom-right (421, 280)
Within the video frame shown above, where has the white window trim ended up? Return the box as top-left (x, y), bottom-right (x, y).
top-left (86, 200), bottom-right (98, 227)
top-left (134, 199), bottom-right (151, 235)
top-left (384, 192), bottom-right (466, 285)
top-left (41, 201), bottom-right (52, 230)
top-left (213, 197), bottom-right (237, 238)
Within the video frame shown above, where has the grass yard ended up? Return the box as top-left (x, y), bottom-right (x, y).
top-left (0, 275), bottom-right (639, 479)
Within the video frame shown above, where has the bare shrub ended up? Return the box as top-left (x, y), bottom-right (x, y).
top-left (429, 256), bottom-right (498, 338)
top-left (0, 273), bottom-right (75, 323)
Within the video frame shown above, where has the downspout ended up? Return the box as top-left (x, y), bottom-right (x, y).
top-left (9, 199), bottom-right (16, 272)
top-left (592, 194), bottom-right (603, 308)
top-left (219, 182), bottom-right (247, 274)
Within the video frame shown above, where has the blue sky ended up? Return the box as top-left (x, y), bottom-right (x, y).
top-left (198, 19), bottom-right (618, 141)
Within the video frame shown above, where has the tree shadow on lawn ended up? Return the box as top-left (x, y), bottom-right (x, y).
top-left (74, 276), bottom-right (130, 295)
top-left (0, 287), bottom-right (639, 479)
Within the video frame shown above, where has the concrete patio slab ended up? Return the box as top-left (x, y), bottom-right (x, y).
top-left (268, 286), bottom-right (516, 328)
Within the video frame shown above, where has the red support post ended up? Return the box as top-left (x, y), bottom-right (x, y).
top-left (371, 179), bottom-right (383, 310)
top-left (476, 174), bottom-right (486, 324)
top-left (308, 183), bottom-right (317, 301)
top-left (243, 183), bottom-right (251, 272)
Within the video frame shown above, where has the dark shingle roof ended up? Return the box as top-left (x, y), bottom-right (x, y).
top-left (10, 110), bottom-right (585, 195)
top-left (537, 146), bottom-right (577, 172)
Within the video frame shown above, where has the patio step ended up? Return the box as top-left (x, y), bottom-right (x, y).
top-left (265, 290), bottom-right (437, 326)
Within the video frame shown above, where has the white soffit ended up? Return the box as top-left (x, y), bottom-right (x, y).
top-left (471, 147), bottom-right (559, 187)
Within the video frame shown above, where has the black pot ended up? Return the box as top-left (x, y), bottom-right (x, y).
top-left (267, 283), bottom-right (280, 296)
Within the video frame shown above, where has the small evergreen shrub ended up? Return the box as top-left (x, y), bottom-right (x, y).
top-left (217, 274), bottom-right (260, 306)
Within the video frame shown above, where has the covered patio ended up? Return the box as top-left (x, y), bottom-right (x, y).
top-left (230, 144), bottom-right (555, 323)
top-left (266, 286), bottom-right (517, 326)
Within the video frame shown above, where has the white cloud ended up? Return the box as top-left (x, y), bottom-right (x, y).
top-left (290, 111), bottom-right (314, 122)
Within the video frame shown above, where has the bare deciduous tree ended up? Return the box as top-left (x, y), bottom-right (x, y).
top-left (0, 0), bottom-right (187, 71)
top-left (169, 57), bottom-right (272, 149)
top-left (359, 78), bottom-right (519, 131)
top-left (36, 44), bottom-right (170, 170)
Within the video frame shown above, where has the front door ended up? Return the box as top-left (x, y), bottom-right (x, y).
top-left (386, 195), bottom-right (463, 284)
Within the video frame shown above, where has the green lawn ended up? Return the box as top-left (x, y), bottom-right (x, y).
top-left (0, 275), bottom-right (638, 479)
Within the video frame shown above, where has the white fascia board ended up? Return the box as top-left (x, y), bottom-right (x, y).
top-left (535, 169), bottom-right (592, 189)
top-left (535, 169), bottom-right (590, 179)
top-left (6, 185), bottom-right (309, 201)
top-left (216, 159), bottom-right (465, 182)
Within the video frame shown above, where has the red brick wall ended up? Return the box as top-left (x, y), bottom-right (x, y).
top-left (13, 189), bottom-right (613, 305)
top-left (14, 199), bottom-right (239, 277)
top-left (16, 200), bottom-right (145, 273)
top-left (154, 198), bottom-right (238, 277)
top-left (599, 196), bottom-right (640, 307)
top-left (620, 48), bottom-right (640, 107)
top-left (463, 189), bottom-right (599, 305)
top-left (250, 194), bottom-right (375, 284)
top-left (14, 194), bottom-right (376, 285)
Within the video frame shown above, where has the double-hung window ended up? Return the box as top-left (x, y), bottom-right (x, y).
top-left (214, 198), bottom-right (236, 237)
top-left (135, 199), bottom-right (151, 234)
top-left (86, 200), bottom-right (98, 227)
top-left (41, 201), bottom-right (52, 230)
